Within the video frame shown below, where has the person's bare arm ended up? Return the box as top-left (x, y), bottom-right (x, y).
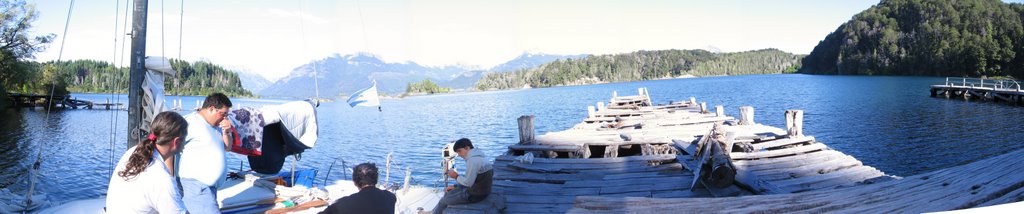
top-left (220, 119), bottom-right (233, 150)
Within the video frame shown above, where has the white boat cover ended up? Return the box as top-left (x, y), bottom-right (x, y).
top-left (260, 101), bottom-right (318, 148)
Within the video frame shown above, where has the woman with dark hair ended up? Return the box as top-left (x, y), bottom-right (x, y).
top-left (106, 111), bottom-right (189, 213)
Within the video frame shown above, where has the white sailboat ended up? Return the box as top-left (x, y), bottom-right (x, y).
top-left (19, 0), bottom-right (444, 213)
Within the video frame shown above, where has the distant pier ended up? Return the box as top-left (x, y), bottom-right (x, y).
top-left (6, 93), bottom-right (124, 110)
top-left (930, 77), bottom-right (1024, 105)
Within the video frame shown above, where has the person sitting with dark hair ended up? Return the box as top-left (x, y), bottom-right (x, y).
top-left (433, 138), bottom-right (494, 214)
top-left (106, 111), bottom-right (189, 213)
top-left (319, 163), bottom-right (397, 214)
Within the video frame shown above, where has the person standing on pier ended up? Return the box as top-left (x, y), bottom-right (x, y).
top-left (433, 138), bottom-right (494, 214)
top-left (319, 163), bottom-right (397, 214)
top-left (106, 111), bottom-right (189, 213)
top-left (178, 93), bottom-right (234, 213)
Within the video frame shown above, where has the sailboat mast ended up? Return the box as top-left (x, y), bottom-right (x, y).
top-left (127, 0), bottom-right (149, 148)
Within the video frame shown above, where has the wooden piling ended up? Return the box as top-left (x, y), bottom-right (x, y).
top-left (739, 106), bottom-right (754, 125)
top-left (785, 110), bottom-right (804, 137)
top-left (518, 115), bottom-right (535, 145)
top-left (715, 105), bottom-right (724, 117)
top-left (699, 102), bottom-right (708, 114)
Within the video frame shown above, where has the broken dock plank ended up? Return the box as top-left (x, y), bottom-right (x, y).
top-left (568, 147), bottom-right (1024, 213)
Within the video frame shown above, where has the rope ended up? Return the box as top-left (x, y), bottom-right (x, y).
top-left (297, 0), bottom-right (320, 100)
top-left (161, 0), bottom-right (166, 64)
top-left (355, 0), bottom-right (370, 52)
top-left (116, 0), bottom-right (132, 148)
top-left (108, 0), bottom-right (123, 184)
top-left (175, 0), bottom-right (183, 100)
top-left (32, 0), bottom-right (76, 209)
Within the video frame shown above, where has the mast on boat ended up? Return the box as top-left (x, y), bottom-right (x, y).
top-left (127, 0), bottom-right (149, 148)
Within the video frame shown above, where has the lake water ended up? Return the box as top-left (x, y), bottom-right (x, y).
top-left (2, 74), bottom-right (1024, 204)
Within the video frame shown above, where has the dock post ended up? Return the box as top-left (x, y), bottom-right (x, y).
top-left (596, 102), bottom-right (605, 111)
top-left (739, 106), bottom-right (755, 125)
top-left (518, 115), bottom-right (535, 145)
top-left (587, 106), bottom-right (596, 118)
top-left (576, 145), bottom-right (591, 159)
top-left (715, 105), bottom-right (724, 117)
top-left (785, 110), bottom-right (804, 137)
top-left (689, 97), bottom-right (696, 105)
top-left (700, 102), bottom-right (708, 114)
top-left (604, 145), bottom-right (617, 158)
top-left (402, 167), bottom-right (412, 195)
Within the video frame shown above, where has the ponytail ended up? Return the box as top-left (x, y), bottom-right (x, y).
top-left (118, 112), bottom-right (188, 180)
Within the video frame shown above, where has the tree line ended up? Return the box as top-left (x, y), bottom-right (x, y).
top-left (0, 1), bottom-right (253, 109)
top-left (800, 0), bottom-right (1024, 78)
top-left (42, 59), bottom-right (253, 97)
top-left (405, 78), bottom-right (451, 95)
top-left (475, 49), bottom-right (803, 90)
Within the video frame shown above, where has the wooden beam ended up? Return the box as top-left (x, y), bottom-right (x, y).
top-left (785, 110), bottom-right (803, 137)
top-left (731, 143), bottom-right (828, 160)
top-left (739, 106), bottom-right (755, 125)
top-left (518, 115), bottom-right (535, 145)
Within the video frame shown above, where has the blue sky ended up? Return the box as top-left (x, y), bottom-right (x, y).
top-left (27, 0), bottom-right (1024, 81)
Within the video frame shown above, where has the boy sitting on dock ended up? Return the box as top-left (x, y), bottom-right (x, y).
top-left (433, 138), bottom-right (494, 214)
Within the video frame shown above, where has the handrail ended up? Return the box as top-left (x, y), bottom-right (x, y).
top-left (943, 77), bottom-right (1021, 91)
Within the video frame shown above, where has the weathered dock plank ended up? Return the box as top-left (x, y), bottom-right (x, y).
top-left (568, 148), bottom-right (1024, 213)
top-left (731, 143), bottom-right (828, 160)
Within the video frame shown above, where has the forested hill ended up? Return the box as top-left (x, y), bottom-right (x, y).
top-left (43, 59), bottom-right (253, 97)
top-left (800, 0), bottom-right (1024, 78)
top-left (475, 49), bottom-right (802, 90)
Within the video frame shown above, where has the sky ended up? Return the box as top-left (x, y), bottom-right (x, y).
top-left (27, 0), bottom-right (1019, 81)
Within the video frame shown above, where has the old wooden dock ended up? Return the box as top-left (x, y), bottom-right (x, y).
top-left (6, 93), bottom-right (124, 110)
top-left (569, 145), bottom-right (1024, 213)
top-left (931, 77), bottom-right (1024, 105)
top-left (447, 88), bottom-right (900, 213)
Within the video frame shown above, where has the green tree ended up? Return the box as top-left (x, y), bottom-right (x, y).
top-left (405, 78), bottom-right (451, 95)
top-left (0, 0), bottom-right (54, 107)
top-left (800, 0), bottom-right (1024, 78)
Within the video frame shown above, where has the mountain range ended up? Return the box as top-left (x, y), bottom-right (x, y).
top-left (234, 70), bottom-right (272, 93)
top-left (256, 53), bottom-right (585, 98)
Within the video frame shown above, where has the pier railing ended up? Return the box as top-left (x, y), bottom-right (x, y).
top-left (944, 77), bottom-right (1021, 91)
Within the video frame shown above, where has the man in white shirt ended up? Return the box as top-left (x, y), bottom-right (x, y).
top-left (433, 138), bottom-right (494, 214)
top-left (179, 93), bottom-right (234, 213)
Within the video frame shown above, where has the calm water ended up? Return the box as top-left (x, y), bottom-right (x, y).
top-left (2, 74), bottom-right (1024, 204)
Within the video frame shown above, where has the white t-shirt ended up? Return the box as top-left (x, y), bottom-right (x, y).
top-left (178, 112), bottom-right (227, 188)
top-left (106, 146), bottom-right (187, 214)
